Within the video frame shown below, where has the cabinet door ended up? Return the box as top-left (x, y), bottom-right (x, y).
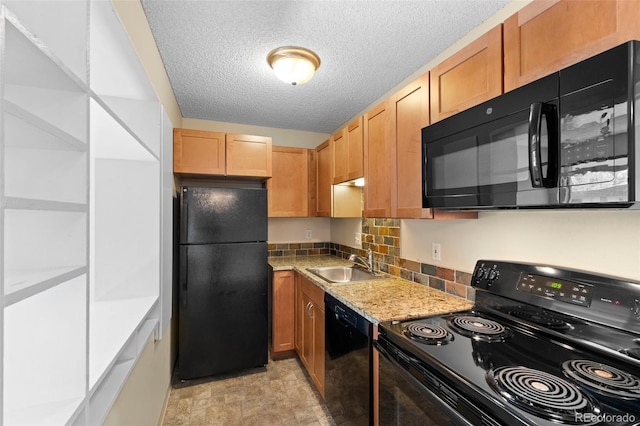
top-left (316, 139), bottom-right (333, 217)
top-left (430, 25), bottom-right (502, 123)
top-left (332, 129), bottom-right (348, 184)
top-left (394, 73), bottom-right (432, 219)
top-left (268, 147), bottom-right (309, 217)
top-left (364, 101), bottom-right (394, 217)
top-left (300, 291), bottom-right (314, 371)
top-left (226, 134), bottom-right (272, 177)
top-left (173, 128), bottom-right (225, 174)
top-left (272, 271), bottom-right (295, 354)
top-left (504, 0), bottom-right (640, 92)
top-left (311, 304), bottom-right (325, 399)
top-left (294, 274), bottom-right (302, 354)
top-left (346, 117), bottom-right (364, 181)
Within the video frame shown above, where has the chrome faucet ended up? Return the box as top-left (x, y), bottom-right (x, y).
top-left (349, 248), bottom-right (374, 273)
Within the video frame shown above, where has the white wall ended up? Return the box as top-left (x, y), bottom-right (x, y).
top-left (269, 217), bottom-right (331, 243)
top-left (401, 210), bottom-right (640, 280)
top-left (331, 218), bottom-right (363, 248)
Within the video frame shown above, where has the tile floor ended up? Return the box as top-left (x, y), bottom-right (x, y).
top-left (162, 357), bottom-right (335, 425)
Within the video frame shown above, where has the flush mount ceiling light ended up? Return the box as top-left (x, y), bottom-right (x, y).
top-left (267, 46), bottom-right (320, 85)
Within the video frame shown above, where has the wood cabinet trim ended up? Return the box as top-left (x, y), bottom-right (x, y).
top-left (316, 139), bottom-right (333, 217)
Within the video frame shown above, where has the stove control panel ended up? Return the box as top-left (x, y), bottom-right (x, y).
top-left (516, 273), bottom-right (594, 306)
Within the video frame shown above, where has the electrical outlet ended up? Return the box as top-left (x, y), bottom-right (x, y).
top-left (355, 233), bottom-right (362, 247)
top-left (305, 229), bottom-right (312, 239)
top-left (432, 243), bottom-right (441, 261)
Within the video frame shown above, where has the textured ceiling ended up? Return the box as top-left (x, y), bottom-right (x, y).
top-left (141, 0), bottom-right (511, 134)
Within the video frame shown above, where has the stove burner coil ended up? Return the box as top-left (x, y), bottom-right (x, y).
top-left (487, 366), bottom-right (600, 423)
top-left (404, 322), bottom-right (452, 345)
top-left (508, 306), bottom-right (571, 331)
top-left (449, 315), bottom-right (509, 342)
top-left (562, 360), bottom-right (640, 399)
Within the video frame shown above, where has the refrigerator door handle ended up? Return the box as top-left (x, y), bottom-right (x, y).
top-left (180, 246), bottom-right (188, 308)
top-left (180, 187), bottom-right (189, 244)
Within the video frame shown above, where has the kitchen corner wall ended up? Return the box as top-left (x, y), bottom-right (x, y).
top-left (320, 210), bottom-right (640, 301)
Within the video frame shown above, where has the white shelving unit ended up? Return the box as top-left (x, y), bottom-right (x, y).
top-left (1, 1), bottom-right (172, 424)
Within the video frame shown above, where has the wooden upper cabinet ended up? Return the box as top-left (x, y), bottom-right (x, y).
top-left (267, 146), bottom-right (310, 217)
top-left (364, 101), bottom-right (394, 218)
top-left (332, 117), bottom-right (364, 184)
top-left (174, 129), bottom-right (272, 178)
top-left (393, 73), bottom-right (432, 219)
top-left (316, 139), bottom-right (332, 217)
top-left (430, 25), bottom-right (503, 123)
top-left (226, 134), bottom-right (272, 177)
top-left (346, 117), bottom-right (364, 181)
top-left (173, 129), bottom-right (225, 174)
top-left (332, 128), bottom-right (348, 184)
top-left (504, 0), bottom-right (640, 92)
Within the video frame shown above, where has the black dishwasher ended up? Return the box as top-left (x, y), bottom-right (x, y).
top-left (324, 294), bottom-right (372, 426)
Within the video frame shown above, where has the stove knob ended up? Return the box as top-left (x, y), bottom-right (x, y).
top-left (488, 270), bottom-right (498, 281)
top-left (475, 268), bottom-right (485, 278)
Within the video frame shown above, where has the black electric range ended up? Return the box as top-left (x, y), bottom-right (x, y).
top-left (376, 260), bottom-right (640, 426)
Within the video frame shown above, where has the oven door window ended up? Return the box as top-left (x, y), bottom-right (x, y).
top-left (378, 348), bottom-right (458, 425)
top-left (425, 109), bottom-right (556, 208)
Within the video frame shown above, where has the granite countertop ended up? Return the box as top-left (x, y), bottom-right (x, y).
top-left (269, 255), bottom-right (473, 324)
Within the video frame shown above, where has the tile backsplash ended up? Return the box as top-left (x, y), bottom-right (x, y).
top-left (268, 216), bottom-right (474, 301)
top-left (267, 242), bottom-right (331, 257)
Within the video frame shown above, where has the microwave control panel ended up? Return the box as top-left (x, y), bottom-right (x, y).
top-left (516, 274), bottom-right (594, 307)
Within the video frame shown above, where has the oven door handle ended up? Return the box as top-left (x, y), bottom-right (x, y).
top-left (528, 102), bottom-right (558, 188)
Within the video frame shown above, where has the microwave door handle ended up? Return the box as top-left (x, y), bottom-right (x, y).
top-left (528, 102), bottom-right (544, 188)
top-left (528, 102), bottom-right (558, 188)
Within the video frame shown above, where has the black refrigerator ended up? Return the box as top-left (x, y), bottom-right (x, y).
top-left (177, 185), bottom-right (268, 381)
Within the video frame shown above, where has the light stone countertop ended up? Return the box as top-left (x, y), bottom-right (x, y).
top-left (269, 255), bottom-right (474, 324)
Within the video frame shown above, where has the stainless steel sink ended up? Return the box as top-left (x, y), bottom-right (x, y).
top-left (306, 266), bottom-right (384, 283)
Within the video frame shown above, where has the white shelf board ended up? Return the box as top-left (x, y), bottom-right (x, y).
top-left (88, 358), bottom-right (135, 426)
top-left (4, 265), bottom-right (86, 307)
top-left (89, 296), bottom-right (158, 388)
top-left (4, 1), bottom-right (87, 83)
top-left (4, 84), bottom-right (88, 144)
top-left (90, 98), bottom-right (157, 162)
top-left (4, 209), bottom-right (86, 274)
top-left (89, 0), bottom-right (157, 101)
top-left (3, 276), bottom-right (86, 426)
top-left (3, 396), bottom-right (84, 426)
top-left (4, 100), bottom-right (87, 151)
top-left (4, 15), bottom-right (86, 93)
top-left (96, 95), bottom-right (161, 158)
top-left (4, 197), bottom-right (86, 212)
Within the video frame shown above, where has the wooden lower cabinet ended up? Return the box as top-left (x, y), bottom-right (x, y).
top-left (271, 271), bottom-right (295, 358)
top-left (295, 273), bottom-right (325, 398)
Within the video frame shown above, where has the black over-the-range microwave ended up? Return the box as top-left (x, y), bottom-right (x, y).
top-left (422, 40), bottom-right (640, 209)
